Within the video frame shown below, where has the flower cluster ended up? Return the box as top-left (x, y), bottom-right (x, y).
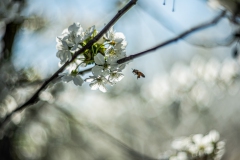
top-left (56, 23), bottom-right (127, 92)
top-left (167, 130), bottom-right (225, 160)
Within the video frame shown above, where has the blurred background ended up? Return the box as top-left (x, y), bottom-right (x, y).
top-left (0, 0), bottom-right (240, 159)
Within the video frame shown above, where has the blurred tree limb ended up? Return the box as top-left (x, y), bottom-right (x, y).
top-left (57, 107), bottom-right (161, 160)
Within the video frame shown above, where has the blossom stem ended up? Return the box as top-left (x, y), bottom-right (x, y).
top-left (117, 11), bottom-right (226, 64)
top-left (0, 0), bottom-right (138, 133)
top-left (78, 67), bottom-right (93, 75)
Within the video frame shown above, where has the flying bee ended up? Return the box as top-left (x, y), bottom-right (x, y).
top-left (132, 69), bottom-right (145, 79)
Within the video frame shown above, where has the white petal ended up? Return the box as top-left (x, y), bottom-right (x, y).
top-left (104, 26), bottom-right (114, 40)
top-left (61, 28), bottom-right (69, 34)
top-left (107, 56), bottom-right (118, 65)
top-left (84, 25), bottom-right (95, 39)
top-left (100, 76), bottom-right (108, 83)
top-left (76, 25), bottom-right (84, 36)
top-left (108, 76), bottom-right (114, 82)
top-left (217, 141), bottom-right (225, 149)
top-left (61, 75), bottom-right (72, 82)
top-left (109, 26), bottom-right (114, 32)
top-left (116, 73), bottom-right (124, 81)
top-left (192, 134), bottom-right (203, 144)
top-left (66, 40), bottom-right (75, 48)
top-left (109, 72), bottom-right (124, 82)
top-left (114, 43), bottom-right (123, 50)
top-left (57, 51), bottom-right (68, 64)
top-left (67, 51), bottom-right (72, 61)
top-left (56, 43), bottom-right (63, 51)
top-left (205, 144), bottom-right (214, 154)
top-left (92, 65), bottom-right (104, 76)
top-left (208, 130), bottom-right (220, 142)
top-left (65, 63), bottom-right (75, 72)
top-left (73, 76), bottom-right (84, 86)
top-left (114, 32), bottom-right (125, 43)
top-left (121, 40), bottom-right (127, 49)
top-left (62, 40), bottom-right (69, 50)
top-left (94, 53), bottom-right (105, 65)
top-left (101, 69), bottom-right (110, 76)
top-left (90, 82), bottom-right (99, 90)
top-left (70, 44), bottom-right (80, 52)
top-left (99, 84), bottom-right (107, 92)
top-left (56, 50), bottom-right (63, 58)
top-left (68, 22), bottom-right (80, 32)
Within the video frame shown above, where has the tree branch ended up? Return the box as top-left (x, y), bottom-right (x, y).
top-left (0, 0), bottom-right (138, 134)
top-left (117, 11), bottom-right (226, 64)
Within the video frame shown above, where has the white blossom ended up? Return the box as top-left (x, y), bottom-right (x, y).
top-left (59, 62), bottom-right (83, 86)
top-left (56, 38), bottom-right (72, 64)
top-left (56, 23), bottom-right (95, 65)
top-left (85, 76), bottom-right (110, 92)
top-left (189, 134), bottom-right (214, 156)
top-left (103, 26), bottom-right (127, 57)
top-left (84, 25), bottom-right (95, 39)
top-left (170, 130), bottom-right (225, 160)
top-left (172, 137), bottom-right (192, 151)
top-left (104, 27), bottom-right (127, 48)
top-left (60, 73), bottom-right (84, 86)
top-left (56, 23), bottom-right (128, 92)
top-left (206, 130), bottom-right (220, 142)
top-left (169, 152), bottom-right (188, 160)
top-left (61, 23), bottom-right (84, 52)
top-left (92, 53), bottom-right (125, 77)
top-left (108, 71), bottom-right (124, 83)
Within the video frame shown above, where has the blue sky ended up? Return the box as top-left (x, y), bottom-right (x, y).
top-left (12, 0), bottom-right (231, 78)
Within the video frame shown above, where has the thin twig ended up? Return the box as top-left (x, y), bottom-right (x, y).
top-left (0, 0), bottom-right (138, 134)
top-left (117, 11), bottom-right (226, 64)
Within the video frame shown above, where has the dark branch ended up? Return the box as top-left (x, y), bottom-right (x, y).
top-left (117, 11), bottom-right (226, 64)
top-left (0, 0), bottom-right (138, 134)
